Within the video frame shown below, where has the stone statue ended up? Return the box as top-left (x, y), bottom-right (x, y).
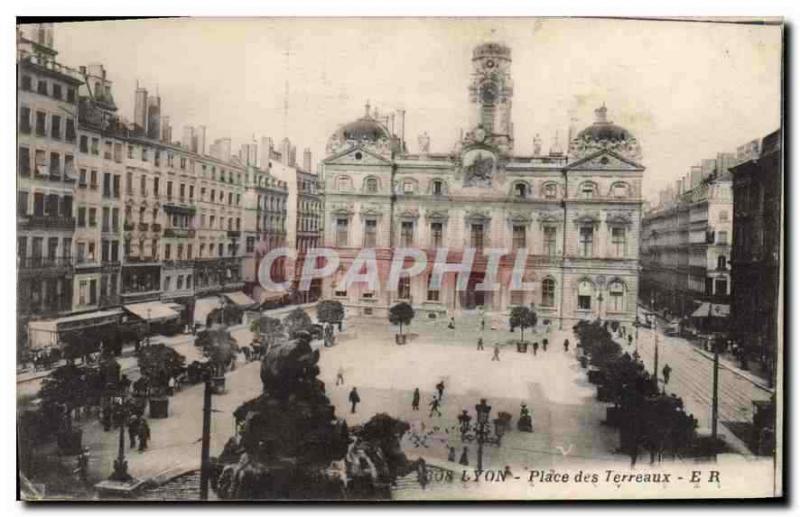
top-left (463, 151), bottom-right (495, 187)
top-left (532, 134), bottom-right (542, 155)
top-left (418, 132), bottom-right (430, 154)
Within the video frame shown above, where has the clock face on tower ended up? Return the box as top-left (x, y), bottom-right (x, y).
top-left (480, 82), bottom-right (498, 104)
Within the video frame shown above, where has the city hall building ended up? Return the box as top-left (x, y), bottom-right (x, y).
top-left (320, 42), bottom-right (644, 328)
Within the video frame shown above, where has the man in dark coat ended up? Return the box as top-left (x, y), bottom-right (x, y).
top-left (563, 339), bottom-right (570, 352)
top-left (138, 419), bottom-right (151, 451)
top-left (128, 414), bottom-right (139, 449)
top-left (412, 388), bottom-right (420, 411)
top-left (435, 381), bottom-right (445, 399)
top-left (349, 387), bottom-right (361, 413)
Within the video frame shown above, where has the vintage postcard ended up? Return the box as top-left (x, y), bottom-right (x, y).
top-left (15, 16), bottom-right (783, 501)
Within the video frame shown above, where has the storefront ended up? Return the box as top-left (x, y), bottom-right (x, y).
top-left (123, 301), bottom-right (182, 335)
top-left (27, 308), bottom-right (123, 350)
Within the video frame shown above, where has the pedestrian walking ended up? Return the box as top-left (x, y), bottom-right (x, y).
top-left (627, 334), bottom-right (633, 346)
top-left (477, 337), bottom-right (484, 350)
top-left (532, 342), bottom-right (539, 356)
top-left (436, 380), bottom-right (445, 400)
top-left (542, 338), bottom-right (548, 352)
top-left (74, 447), bottom-right (90, 485)
top-left (563, 339), bottom-right (569, 352)
top-left (138, 419), bottom-right (151, 451)
top-left (448, 316), bottom-right (456, 330)
top-left (349, 387), bottom-right (361, 413)
top-left (429, 397), bottom-right (442, 417)
top-left (459, 446), bottom-right (469, 466)
top-left (481, 318), bottom-right (486, 331)
top-left (412, 388), bottom-right (420, 411)
top-left (491, 344), bottom-right (501, 361)
top-left (662, 364), bottom-right (672, 386)
top-left (336, 366), bottom-right (345, 386)
top-left (128, 414), bottom-right (139, 449)
top-left (448, 446), bottom-right (456, 462)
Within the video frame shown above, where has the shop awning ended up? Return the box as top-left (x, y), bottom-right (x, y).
top-left (27, 309), bottom-right (124, 349)
top-left (165, 302), bottom-right (185, 314)
top-left (691, 302), bottom-right (730, 318)
top-left (124, 302), bottom-right (180, 322)
top-left (253, 287), bottom-right (288, 305)
top-left (223, 291), bottom-right (256, 308)
top-left (194, 296), bottom-right (222, 325)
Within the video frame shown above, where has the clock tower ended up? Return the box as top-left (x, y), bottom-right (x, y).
top-left (468, 42), bottom-right (514, 153)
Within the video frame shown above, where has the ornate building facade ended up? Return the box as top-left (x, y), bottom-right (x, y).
top-left (320, 42), bottom-right (644, 328)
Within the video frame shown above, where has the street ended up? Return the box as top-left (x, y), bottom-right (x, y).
top-left (629, 306), bottom-right (772, 449)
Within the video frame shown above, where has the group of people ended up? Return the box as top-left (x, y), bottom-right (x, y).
top-left (127, 413), bottom-right (152, 452)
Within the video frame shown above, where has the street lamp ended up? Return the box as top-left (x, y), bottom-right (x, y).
top-left (472, 398), bottom-right (505, 471)
top-left (108, 398), bottom-right (131, 482)
top-left (146, 308), bottom-right (152, 347)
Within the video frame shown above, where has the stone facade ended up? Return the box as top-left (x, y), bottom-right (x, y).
top-left (730, 129), bottom-right (782, 375)
top-left (640, 155), bottom-right (734, 321)
top-left (320, 42), bottom-right (644, 328)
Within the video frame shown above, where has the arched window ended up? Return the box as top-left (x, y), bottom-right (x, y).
top-left (541, 278), bottom-right (555, 307)
top-left (514, 182), bottom-right (527, 199)
top-left (336, 175), bottom-right (351, 192)
top-left (608, 280), bottom-right (625, 312)
top-left (578, 182), bottom-right (597, 200)
top-left (578, 280), bottom-right (593, 310)
top-left (365, 177), bottom-right (378, 193)
top-left (611, 182), bottom-right (630, 198)
top-left (543, 182), bottom-right (558, 199)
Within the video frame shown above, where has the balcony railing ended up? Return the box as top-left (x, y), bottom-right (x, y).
top-left (19, 215), bottom-right (76, 230)
top-left (227, 230), bottom-right (241, 238)
top-left (164, 228), bottom-right (195, 238)
top-left (18, 255), bottom-right (72, 269)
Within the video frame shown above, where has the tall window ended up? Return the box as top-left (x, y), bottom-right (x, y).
top-left (426, 273), bottom-right (439, 301)
top-left (579, 226), bottom-right (594, 257)
top-left (365, 177), bottom-right (378, 193)
top-left (714, 277), bottom-right (728, 296)
top-left (717, 255), bottom-right (727, 270)
top-left (543, 226), bottom-right (557, 256)
top-left (611, 227), bottom-right (626, 258)
top-left (400, 221), bottom-right (414, 247)
top-left (336, 176), bottom-right (350, 192)
top-left (609, 281), bottom-right (625, 312)
top-left (19, 106), bottom-right (31, 133)
top-left (717, 231), bottom-right (728, 244)
top-left (35, 111), bottom-right (46, 136)
top-left (470, 223), bottom-right (484, 249)
top-left (398, 276), bottom-right (411, 300)
top-left (514, 183), bottom-right (527, 198)
top-left (336, 218), bottom-right (349, 247)
top-left (578, 280), bottom-right (593, 310)
top-left (363, 220), bottom-right (377, 248)
top-left (432, 180), bottom-right (443, 196)
top-left (579, 182), bottom-right (595, 199)
top-left (542, 278), bottom-right (555, 307)
top-left (512, 225), bottom-right (526, 250)
top-left (544, 183), bottom-right (557, 199)
top-left (430, 222), bottom-right (443, 248)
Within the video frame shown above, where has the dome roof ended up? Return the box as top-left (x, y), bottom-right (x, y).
top-left (575, 105), bottom-right (634, 142)
top-left (338, 116), bottom-right (390, 142)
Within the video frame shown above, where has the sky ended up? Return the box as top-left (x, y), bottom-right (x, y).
top-left (51, 17), bottom-right (782, 202)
